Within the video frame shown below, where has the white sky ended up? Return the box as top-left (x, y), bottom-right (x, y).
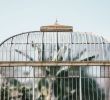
top-left (0, 0), bottom-right (110, 43)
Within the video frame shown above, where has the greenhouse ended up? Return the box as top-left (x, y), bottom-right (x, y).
top-left (0, 22), bottom-right (110, 100)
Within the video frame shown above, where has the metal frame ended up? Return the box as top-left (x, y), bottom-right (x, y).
top-left (0, 61), bottom-right (110, 67)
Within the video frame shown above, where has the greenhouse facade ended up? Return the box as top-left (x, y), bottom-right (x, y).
top-left (0, 22), bottom-right (110, 100)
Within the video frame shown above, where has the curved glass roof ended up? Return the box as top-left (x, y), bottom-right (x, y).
top-left (0, 31), bottom-right (110, 61)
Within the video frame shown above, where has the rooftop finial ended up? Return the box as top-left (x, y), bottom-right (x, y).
top-left (55, 18), bottom-right (58, 25)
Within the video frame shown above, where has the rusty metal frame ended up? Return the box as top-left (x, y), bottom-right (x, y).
top-left (0, 61), bottom-right (110, 67)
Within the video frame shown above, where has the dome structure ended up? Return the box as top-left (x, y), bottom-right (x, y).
top-left (0, 30), bottom-right (110, 62)
top-left (0, 22), bottom-right (110, 100)
top-left (0, 21), bottom-right (110, 62)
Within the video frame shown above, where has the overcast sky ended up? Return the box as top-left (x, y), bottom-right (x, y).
top-left (0, 0), bottom-right (110, 43)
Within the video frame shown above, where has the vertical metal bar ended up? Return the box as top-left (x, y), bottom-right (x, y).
top-left (78, 32), bottom-right (82, 100)
top-left (5, 42), bottom-right (8, 100)
top-left (33, 67), bottom-right (35, 100)
top-left (79, 66), bottom-right (82, 100)
top-left (42, 32), bottom-right (44, 61)
top-left (57, 32), bottom-right (59, 61)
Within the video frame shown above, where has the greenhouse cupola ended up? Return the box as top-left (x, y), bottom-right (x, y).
top-left (40, 20), bottom-right (73, 32)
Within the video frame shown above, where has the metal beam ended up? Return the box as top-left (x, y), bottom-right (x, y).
top-left (0, 61), bottom-right (110, 67)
